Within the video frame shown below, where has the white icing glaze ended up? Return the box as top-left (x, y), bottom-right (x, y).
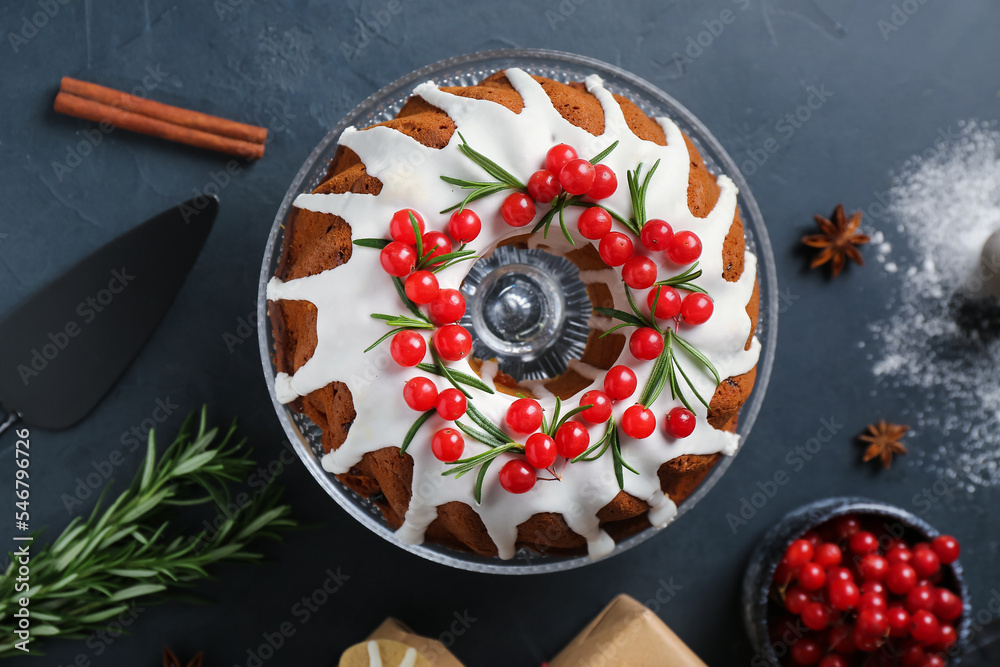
top-left (365, 641), bottom-right (417, 667)
top-left (268, 69), bottom-right (760, 560)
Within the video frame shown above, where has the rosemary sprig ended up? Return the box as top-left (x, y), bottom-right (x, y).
top-left (0, 409), bottom-right (295, 658)
top-left (364, 313), bottom-right (434, 352)
top-left (415, 363), bottom-right (494, 394)
top-left (625, 159), bottom-right (660, 235)
top-left (573, 418), bottom-right (616, 462)
top-left (353, 238), bottom-right (391, 249)
top-left (444, 443), bottom-right (522, 504)
top-left (654, 261), bottom-right (707, 294)
top-left (400, 409), bottom-right (436, 455)
top-left (440, 133), bottom-right (524, 213)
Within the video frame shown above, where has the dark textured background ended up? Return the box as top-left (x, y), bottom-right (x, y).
top-left (2, 1), bottom-right (999, 665)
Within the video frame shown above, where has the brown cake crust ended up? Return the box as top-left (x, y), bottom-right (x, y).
top-left (269, 72), bottom-right (760, 557)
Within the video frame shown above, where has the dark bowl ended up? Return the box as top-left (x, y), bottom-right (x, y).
top-left (742, 497), bottom-right (971, 666)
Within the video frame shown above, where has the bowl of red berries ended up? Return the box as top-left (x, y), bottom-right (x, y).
top-left (742, 497), bottom-right (969, 666)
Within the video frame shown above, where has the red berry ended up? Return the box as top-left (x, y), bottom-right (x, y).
top-left (380, 241), bottom-right (417, 277)
top-left (554, 421), bottom-right (590, 458)
top-left (420, 231), bottom-right (453, 265)
top-left (798, 563), bottom-right (827, 591)
top-left (389, 209), bottom-right (425, 245)
top-left (640, 219), bottom-right (673, 251)
top-left (506, 398), bottom-right (543, 434)
top-left (828, 624), bottom-right (855, 654)
top-left (545, 143), bottom-right (577, 174)
top-left (501, 192), bottom-right (535, 227)
top-left (664, 407), bottom-right (696, 438)
top-left (815, 543), bottom-right (843, 569)
top-left (887, 605), bottom-right (911, 637)
top-left (857, 608), bottom-right (888, 636)
top-left (621, 405), bottom-right (655, 439)
top-left (910, 609), bottom-right (940, 644)
top-left (390, 330), bottom-right (426, 367)
top-left (785, 539), bottom-right (815, 568)
top-left (603, 365), bottom-right (637, 400)
top-left (852, 625), bottom-right (882, 652)
top-left (447, 209), bottom-right (481, 243)
top-left (666, 230), bottom-right (702, 264)
top-left (579, 391), bottom-right (612, 424)
top-left (861, 580), bottom-right (887, 597)
top-left (931, 535), bottom-right (960, 564)
top-left (834, 515), bottom-right (862, 541)
top-left (435, 388), bottom-right (467, 421)
top-left (859, 592), bottom-right (888, 613)
top-left (432, 324), bottom-right (472, 361)
top-left (525, 433), bottom-right (557, 469)
top-left (936, 623), bottom-right (958, 650)
top-left (429, 288), bottom-right (466, 325)
top-left (629, 327), bottom-right (663, 360)
top-left (887, 563), bottom-right (919, 595)
top-left (784, 586), bottom-right (810, 614)
top-left (622, 256), bottom-right (658, 289)
top-left (577, 207), bottom-right (613, 239)
top-left (912, 546), bottom-right (941, 579)
top-left (828, 579), bottom-right (860, 610)
top-left (849, 531), bottom-right (879, 555)
top-left (933, 588), bottom-right (963, 621)
top-left (922, 654), bottom-right (947, 667)
top-left (906, 586), bottom-right (936, 614)
top-left (789, 638), bottom-right (821, 665)
top-left (828, 566), bottom-right (853, 584)
top-left (859, 554), bottom-right (890, 581)
top-left (404, 270), bottom-right (439, 304)
top-left (587, 164), bottom-right (617, 200)
top-left (498, 459), bottom-right (536, 494)
top-left (801, 601), bottom-right (830, 631)
top-left (402, 377), bottom-right (437, 411)
top-left (647, 286), bottom-right (682, 319)
top-left (887, 545), bottom-right (914, 565)
top-left (680, 293), bottom-right (713, 325)
top-left (559, 158), bottom-right (596, 195)
top-left (818, 657), bottom-right (848, 667)
top-left (803, 530), bottom-right (822, 549)
top-left (899, 643), bottom-right (927, 667)
top-left (431, 427), bottom-right (464, 462)
top-left (598, 231), bottom-right (633, 266)
top-left (527, 169), bottom-right (561, 203)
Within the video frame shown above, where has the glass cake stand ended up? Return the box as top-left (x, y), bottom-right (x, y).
top-left (257, 49), bottom-right (778, 574)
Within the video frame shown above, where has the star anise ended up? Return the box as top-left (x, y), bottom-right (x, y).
top-left (164, 647), bottom-right (203, 667)
top-left (858, 420), bottom-right (909, 469)
top-left (802, 204), bottom-right (870, 277)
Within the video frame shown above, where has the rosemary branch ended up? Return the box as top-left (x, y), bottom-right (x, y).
top-left (0, 409), bottom-right (296, 658)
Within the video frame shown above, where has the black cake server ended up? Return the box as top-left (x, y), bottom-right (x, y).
top-left (0, 195), bottom-right (218, 436)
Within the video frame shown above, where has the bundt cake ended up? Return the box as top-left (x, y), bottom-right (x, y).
top-left (267, 67), bottom-right (760, 560)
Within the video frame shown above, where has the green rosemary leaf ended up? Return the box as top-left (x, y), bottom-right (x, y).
top-left (415, 363), bottom-right (495, 394)
top-left (454, 420), bottom-right (506, 449)
top-left (427, 247), bottom-right (478, 273)
top-left (363, 327), bottom-right (407, 353)
top-left (573, 418), bottom-right (615, 462)
top-left (400, 409), bottom-right (437, 454)
top-left (555, 404), bottom-right (593, 431)
top-left (433, 351), bottom-right (473, 399)
top-left (623, 287), bottom-right (653, 326)
top-left (613, 430), bottom-right (639, 476)
top-left (353, 238), bottom-right (391, 249)
top-left (598, 322), bottom-right (633, 339)
top-left (594, 307), bottom-right (647, 328)
top-left (544, 397), bottom-right (561, 437)
top-left (673, 353), bottom-right (710, 409)
top-left (612, 429), bottom-right (624, 489)
top-left (474, 458), bottom-right (494, 505)
top-left (465, 403), bottom-right (511, 443)
top-left (638, 349), bottom-right (670, 407)
top-left (672, 332), bottom-right (722, 385)
top-left (457, 132), bottom-right (525, 188)
top-left (558, 201), bottom-right (575, 245)
top-left (589, 140), bottom-right (619, 164)
top-left (440, 175), bottom-right (499, 187)
top-left (410, 212), bottom-right (424, 258)
top-left (531, 199), bottom-right (561, 237)
top-left (391, 277), bottom-right (429, 321)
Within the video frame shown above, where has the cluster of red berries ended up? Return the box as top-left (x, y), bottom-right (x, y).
top-left (770, 515), bottom-right (963, 667)
top-left (598, 365), bottom-right (696, 440)
top-left (497, 143), bottom-right (618, 228)
top-left (380, 208), bottom-right (481, 369)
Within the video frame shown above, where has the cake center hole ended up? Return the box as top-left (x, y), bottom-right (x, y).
top-left (461, 246), bottom-right (591, 382)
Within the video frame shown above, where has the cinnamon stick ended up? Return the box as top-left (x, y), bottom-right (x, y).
top-left (54, 77), bottom-right (267, 160)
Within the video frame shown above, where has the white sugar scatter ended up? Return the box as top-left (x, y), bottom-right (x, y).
top-left (869, 120), bottom-right (1000, 489)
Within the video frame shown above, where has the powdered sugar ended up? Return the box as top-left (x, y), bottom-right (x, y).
top-left (869, 120), bottom-right (1000, 489)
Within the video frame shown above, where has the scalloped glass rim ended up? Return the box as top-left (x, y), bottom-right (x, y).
top-left (257, 49), bottom-right (779, 574)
